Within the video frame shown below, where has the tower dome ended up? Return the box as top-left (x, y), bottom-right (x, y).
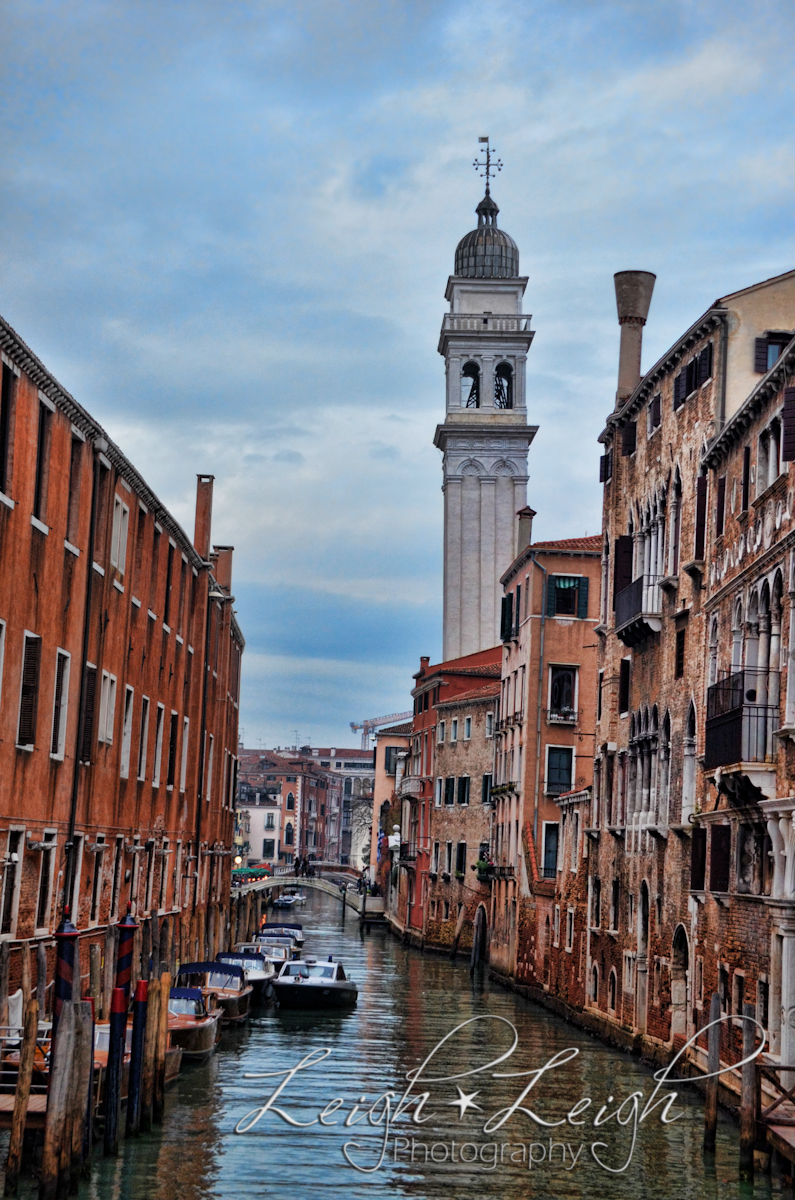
top-left (454, 191), bottom-right (519, 279)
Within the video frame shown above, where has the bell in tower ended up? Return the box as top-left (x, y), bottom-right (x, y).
top-left (435, 140), bottom-right (537, 659)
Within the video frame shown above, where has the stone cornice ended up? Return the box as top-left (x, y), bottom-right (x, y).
top-left (702, 334), bottom-right (795, 468)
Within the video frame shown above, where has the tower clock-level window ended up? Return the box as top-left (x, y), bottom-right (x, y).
top-left (461, 361), bottom-right (480, 409)
top-left (494, 363), bottom-right (513, 409)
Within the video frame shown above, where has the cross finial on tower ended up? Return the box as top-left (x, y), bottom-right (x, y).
top-left (472, 136), bottom-right (502, 194)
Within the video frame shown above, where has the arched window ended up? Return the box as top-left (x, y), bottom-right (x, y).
top-left (284, 822), bottom-right (294, 846)
top-left (344, 778), bottom-right (352, 797)
top-left (461, 361), bottom-right (480, 408)
top-left (709, 618), bottom-right (719, 686)
top-left (608, 968), bottom-right (617, 1012)
top-left (591, 963), bottom-right (599, 1003)
top-left (286, 791), bottom-right (295, 811)
top-left (494, 363), bottom-right (513, 409)
top-left (732, 599), bottom-right (744, 671)
top-left (670, 471), bottom-right (682, 575)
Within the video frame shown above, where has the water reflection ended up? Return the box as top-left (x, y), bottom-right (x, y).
top-left (11, 892), bottom-right (791, 1198)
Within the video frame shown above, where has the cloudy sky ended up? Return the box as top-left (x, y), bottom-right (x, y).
top-left (2, 1), bottom-right (794, 749)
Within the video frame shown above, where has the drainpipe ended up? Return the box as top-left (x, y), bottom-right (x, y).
top-left (531, 553), bottom-right (547, 852)
top-left (63, 436), bottom-right (103, 915)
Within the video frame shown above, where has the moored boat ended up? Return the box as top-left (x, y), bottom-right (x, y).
top-left (272, 957), bottom-right (358, 1010)
top-left (257, 922), bottom-right (305, 947)
top-left (217, 951), bottom-right (275, 1002)
top-left (176, 961), bottom-right (253, 1025)
top-left (167, 987), bottom-right (222, 1061)
top-left (237, 941), bottom-right (293, 973)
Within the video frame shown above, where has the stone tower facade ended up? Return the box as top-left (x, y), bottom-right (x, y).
top-left (436, 189), bottom-right (537, 659)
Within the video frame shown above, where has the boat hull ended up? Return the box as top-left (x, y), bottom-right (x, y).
top-left (272, 980), bottom-right (358, 1010)
top-left (215, 985), bottom-right (253, 1025)
top-left (168, 1013), bottom-right (221, 1061)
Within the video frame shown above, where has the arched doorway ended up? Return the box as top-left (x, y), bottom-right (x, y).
top-left (671, 925), bottom-right (690, 1039)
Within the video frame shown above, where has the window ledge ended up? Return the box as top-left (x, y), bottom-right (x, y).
top-left (163, 623), bottom-right (171, 634)
top-left (49, 753), bottom-right (64, 763)
top-left (131, 596), bottom-right (141, 608)
top-left (15, 744), bottom-right (34, 753)
top-left (31, 515), bottom-right (49, 535)
top-left (176, 634), bottom-right (183, 645)
top-left (0, 491), bottom-right (14, 511)
top-left (113, 580), bottom-right (124, 594)
top-left (187, 645), bottom-right (194, 655)
top-left (92, 561), bottom-right (105, 576)
top-left (64, 540), bottom-right (80, 557)
top-left (148, 609), bottom-right (157, 621)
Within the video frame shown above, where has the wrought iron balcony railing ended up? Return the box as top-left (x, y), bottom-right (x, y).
top-left (615, 575), bottom-right (662, 646)
top-left (704, 669), bottom-right (778, 769)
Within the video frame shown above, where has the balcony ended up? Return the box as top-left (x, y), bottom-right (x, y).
top-left (615, 575), bottom-right (662, 647)
top-left (547, 707), bottom-right (576, 725)
top-left (704, 670), bottom-right (777, 771)
top-left (494, 864), bottom-right (515, 880)
top-left (399, 841), bottom-right (418, 862)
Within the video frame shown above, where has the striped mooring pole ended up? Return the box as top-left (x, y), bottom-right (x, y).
top-left (115, 902), bottom-right (138, 1000)
top-left (52, 906), bottom-right (79, 1040)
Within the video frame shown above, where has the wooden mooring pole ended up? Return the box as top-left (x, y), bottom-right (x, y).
top-left (139, 977), bottom-right (160, 1133)
top-left (739, 1001), bottom-right (756, 1182)
top-left (704, 992), bottom-right (721, 1152)
top-left (4, 997), bottom-right (39, 1196)
top-left (126, 980), bottom-right (148, 1137)
top-left (38, 999), bottom-right (75, 1200)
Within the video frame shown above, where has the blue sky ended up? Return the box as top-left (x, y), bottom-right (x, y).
top-left (2, 0), bottom-right (795, 748)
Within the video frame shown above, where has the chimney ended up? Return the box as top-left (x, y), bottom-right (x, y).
top-left (614, 271), bottom-right (656, 407)
top-left (516, 505), bottom-right (536, 552)
top-left (194, 475), bottom-right (214, 560)
top-left (213, 544), bottom-right (234, 592)
top-left (420, 656), bottom-right (429, 675)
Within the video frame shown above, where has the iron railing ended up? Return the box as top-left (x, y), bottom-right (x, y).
top-left (615, 574), bottom-right (662, 629)
top-left (704, 670), bottom-right (777, 768)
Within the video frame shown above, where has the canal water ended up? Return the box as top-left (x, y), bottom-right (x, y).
top-left (8, 891), bottom-right (789, 1199)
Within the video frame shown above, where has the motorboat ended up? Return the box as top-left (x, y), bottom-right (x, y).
top-left (281, 887), bottom-right (306, 905)
top-left (271, 894), bottom-right (298, 909)
top-left (257, 934), bottom-right (300, 959)
top-left (258, 922), bottom-right (305, 947)
top-left (217, 951), bottom-right (275, 1002)
top-left (94, 1021), bottom-right (182, 1089)
top-left (272, 957), bottom-right (358, 1010)
top-left (238, 941), bottom-right (293, 972)
top-left (167, 987), bottom-right (222, 1061)
top-left (176, 961), bottom-right (253, 1026)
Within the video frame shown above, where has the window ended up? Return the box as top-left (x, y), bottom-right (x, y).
top-left (455, 843), bottom-right (467, 876)
top-left (675, 628), bottom-right (686, 679)
top-left (35, 832), bottom-right (56, 931)
top-left (608, 970), bottom-right (617, 1011)
top-left (137, 696), bottom-right (150, 780)
top-left (120, 686), bottom-right (134, 778)
top-left (0, 364), bottom-right (16, 496)
top-left (464, 716), bottom-right (471, 740)
top-left (570, 811), bottom-right (579, 869)
top-left (50, 650), bottom-right (70, 760)
top-left (592, 878), bottom-right (601, 928)
top-left (755, 335), bottom-right (790, 373)
top-left (144, 840), bottom-right (156, 913)
top-left (432, 842), bottom-right (440, 872)
top-left (66, 437), bottom-right (82, 545)
top-left (79, 664), bottom-right (97, 763)
top-left (149, 526), bottom-right (161, 610)
top-left (17, 634), bottom-right (42, 748)
top-left (542, 823), bottom-right (559, 879)
top-left (694, 474), bottom-right (707, 560)
top-left (384, 745), bottom-right (400, 775)
top-left (649, 393), bottom-right (661, 431)
top-left (566, 910), bottom-right (574, 950)
top-left (481, 773), bottom-right (492, 804)
top-left (165, 711), bottom-right (178, 788)
top-left (205, 733), bottom-right (214, 801)
top-left (741, 445), bottom-right (751, 511)
top-left (90, 839), bottom-right (105, 925)
top-left (435, 777), bottom-right (443, 807)
top-left (152, 704), bottom-right (165, 786)
top-left (485, 711), bottom-right (494, 738)
top-left (546, 575), bottom-right (589, 619)
top-left (445, 842), bottom-right (453, 873)
top-left (451, 719), bottom-right (458, 742)
top-left (286, 791), bottom-right (295, 811)
top-left (443, 900), bottom-right (450, 921)
top-left (33, 401), bottom-right (51, 522)
top-left (444, 777), bottom-right (455, 806)
top-left (500, 593), bottom-right (514, 641)
top-left (599, 447), bottom-right (613, 483)
top-left (553, 905), bottom-right (560, 947)
top-left (619, 658), bottom-right (630, 715)
top-left (549, 665), bottom-right (576, 721)
top-left (597, 671), bottom-right (604, 722)
top-left (70, 833), bottom-right (84, 920)
top-left (758, 979), bottom-right (770, 1030)
top-left (461, 361), bottom-right (480, 408)
top-left (179, 717), bottom-right (189, 792)
top-left (710, 825), bottom-right (731, 892)
top-left (262, 839), bottom-right (275, 858)
top-left (494, 363), bottom-right (513, 408)
top-left (0, 831), bottom-right (22, 936)
top-left (265, 813), bottom-right (275, 830)
top-left (611, 879), bottom-right (620, 930)
top-left (110, 495), bottom-right (129, 574)
top-left (621, 420), bottom-right (636, 456)
top-left (457, 776), bottom-right (470, 806)
top-left (437, 721), bottom-right (445, 744)
top-left (163, 542), bottom-right (175, 627)
top-left (546, 746), bottom-right (573, 796)
top-left (624, 954), bottom-right (635, 992)
top-left (284, 822), bottom-right (294, 846)
top-left (715, 476), bottom-right (726, 537)
top-left (98, 671), bottom-right (117, 744)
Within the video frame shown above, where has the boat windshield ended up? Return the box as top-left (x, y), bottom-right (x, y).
top-left (207, 972), bottom-right (241, 991)
top-left (283, 964), bottom-right (334, 979)
top-left (264, 947), bottom-right (288, 961)
top-left (169, 998), bottom-right (204, 1016)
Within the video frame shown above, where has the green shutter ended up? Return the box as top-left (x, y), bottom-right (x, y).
top-left (546, 576), bottom-right (557, 616)
top-left (577, 577), bottom-right (589, 620)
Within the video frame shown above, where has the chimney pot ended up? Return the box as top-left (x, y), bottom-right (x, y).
top-left (614, 271), bottom-right (656, 408)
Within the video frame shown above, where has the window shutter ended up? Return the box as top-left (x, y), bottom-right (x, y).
top-left (651, 394), bottom-right (661, 428)
top-left (621, 421), bottom-right (636, 456)
top-left (17, 636), bottom-right (41, 746)
top-left (715, 476), bottom-right (726, 537)
top-left (546, 577), bottom-right (557, 617)
top-left (481, 774), bottom-right (491, 804)
top-left (742, 445), bottom-right (751, 510)
top-left (783, 388), bottom-right (795, 461)
top-left (754, 337), bottom-right (769, 374)
top-left (673, 372), bottom-right (686, 409)
top-left (618, 658), bottom-right (630, 714)
top-left (501, 592), bottom-right (514, 640)
top-left (690, 825), bottom-right (707, 890)
top-left (710, 825), bottom-right (731, 892)
top-left (577, 576), bottom-right (589, 620)
top-left (613, 536), bottom-right (633, 607)
top-left (50, 653), bottom-right (67, 754)
top-left (599, 454), bottom-right (608, 482)
top-left (80, 665), bottom-right (97, 763)
top-left (698, 343), bottom-right (713, 386)
top-left (694, 475), bottom-right (707, 560)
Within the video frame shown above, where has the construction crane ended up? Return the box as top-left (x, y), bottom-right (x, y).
top-left (350, 711), bottom-right (413, 750)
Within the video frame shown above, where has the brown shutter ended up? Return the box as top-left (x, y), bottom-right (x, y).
top-left (80, 665), bottom-right (97, 763)
top-left (618, 658), bottom-right (630, 713)
top-left (167, 712), bottom-right (178, 787)
top-left (715, 475), bottom-right (726, 537)
top-left (651, 394), bottom-right (661, 428)
top-left (673, 372), bottom-right (686, 409)
top-left (697, 343), bottom-right (713, 386)
top-left (613, 535), bottom-right (633, 607)
top-left (50, 652), bottom-right (67, 754)
top-left (783, 388), bottom-right (795, 462)
top-left (690, 825), bottom-right (707, 890)
top-left (17, 636), bottom-right (41, 747)
top-left (754, 337), bottom-right (769, 373)
top-left (694, 475), bottom-right (707, 560)
top-left (710, 825), bottom-right (732, 892)
top-left (599, 454), bottom-right (609, 482)
top-left (621, 421), bottom-right (636, 456)
top-left (741, 445), bottom-right (751, 511)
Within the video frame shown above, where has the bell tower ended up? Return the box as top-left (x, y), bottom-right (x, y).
top-left (435, 141), bottom-right (537, 659)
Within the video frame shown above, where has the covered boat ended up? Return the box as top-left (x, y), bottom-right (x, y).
top-left (217, 952), bottom-right (275, 1002)
top-left (167, 987), bottom-right (222, 1061)
top-left (272, 957), bottom-right (358, 1010)
top-left (237, 941), bottom-right (293, 972)
top-left (257, 922), bottom-right (305, 947)
top-left (176, 961), bottom-right (253, 1025)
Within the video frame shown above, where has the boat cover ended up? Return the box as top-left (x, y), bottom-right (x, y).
top-left (218, 953), bottom-right (267, 968)
top-left (170, 987), bottom-right (204, 1001)
top-left (177, 961), bottom-right (246, 980)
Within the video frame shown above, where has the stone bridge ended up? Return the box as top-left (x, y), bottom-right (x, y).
top-left (235, 874), bottom-right (385, 917)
